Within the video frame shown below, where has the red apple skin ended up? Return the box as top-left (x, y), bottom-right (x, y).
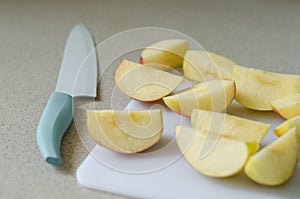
top-left (163, 102), bottom-right (189, 117)
top-left (271, 106), bottom-right (288, 119)
top-left (139, 56), bottom-right (144, 64)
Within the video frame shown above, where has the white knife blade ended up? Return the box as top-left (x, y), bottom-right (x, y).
top-left (56, 23), bottom-right (97, 97)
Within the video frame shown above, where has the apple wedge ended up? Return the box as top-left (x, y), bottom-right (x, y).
top-left (271, 93), bottom-right (300, 119)
top-left (245, 127), bottom-right (300, 186)
top-left (140, 39), bottom-right (189, 68)
top-left (232, 65), bottom-right (300, 111)
top-left (114, 59), bottom-right (184, 101)
top-left (175, 125), bottom-right (250, 178)
top-left (274, 115), bottom-right (300, 160)
top-left (87, 109), bottom-right (163, 153)
top-left (183, 50), bottom-right (236, 82)
top-left (274, 115), bottom-right (300, 137)
top-left (163, 80), bottom-right (235, 116)
top-left (191, 109), bottom-right (270, 143)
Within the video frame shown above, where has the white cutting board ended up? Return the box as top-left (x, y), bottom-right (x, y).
top-left (76, 99), bottom-right (300, 199)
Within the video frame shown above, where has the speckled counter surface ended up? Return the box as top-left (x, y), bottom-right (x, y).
top-left (0, 0), bottom-right (299, 198)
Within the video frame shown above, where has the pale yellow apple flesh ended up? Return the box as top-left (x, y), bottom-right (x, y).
top-left (114, 59), bottom-right (184, 101)
top-left (140, 39), bottom-right (189, 68)
top-left (232, 65), bottom-right (300, 111)
top-left (183, 50), bottom-right (236, 82)
top-left (246, 142), bottom-right (260, 156)
top-left (142, 63), bottom-right (173, 71)
top-left (163, 80), bottom-right (235, 116)
top-left (274, 115), bottom-right (300, 160)
top-left (175, 125), bottom-right (250, 178)
top-left (191, 109), bottom-right (270, 143)
top-left (245, 127), bottom-right (300, 186)
top-left (274, 115), bottom-right (300, 137)
top-left (271, 94), bottom-right (300, 119)
top-left (87, 109), bottom-right (163, 153)
top-left (182, 50), bottom-right (300, 111)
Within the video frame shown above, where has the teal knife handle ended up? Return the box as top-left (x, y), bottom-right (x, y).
top-left (37, 92), bottom-right (73, 165)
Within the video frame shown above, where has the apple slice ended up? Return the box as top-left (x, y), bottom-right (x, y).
top-left (87, 109), bottom-right (163, 153)
top-left (245, 127), bottom-right (300, 186)
top-left (191, 109), bottom-right (270, 143)
top-left (175, 125), bottom-right (250, 177)
top-left (274, 115), bottom-right (300, 160)
top-left (114, 59), bottom-right (184, 101)
top-left (271, 94), bottom-right (300, 119)
top-left (163, 80), bottom-right (235, 116)
top-left (140, 39), bottom-right (189, 68)
top-left (274, 115), bottom-right (300, 137)
top-left (232, 65), bottom-right (300, 111)
top-left (183, 50), bottom-right (236, 82)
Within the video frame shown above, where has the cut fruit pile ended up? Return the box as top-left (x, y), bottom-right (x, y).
top-left (183, 51), bottom-right (300, 112)
top-left (87, 39), bottom-right (300, 186)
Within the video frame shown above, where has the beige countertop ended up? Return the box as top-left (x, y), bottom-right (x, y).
top-left (1, 0), bottom-right (299, 198)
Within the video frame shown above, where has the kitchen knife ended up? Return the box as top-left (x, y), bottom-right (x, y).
top-left (37, 24), bottom-right (97, 165)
